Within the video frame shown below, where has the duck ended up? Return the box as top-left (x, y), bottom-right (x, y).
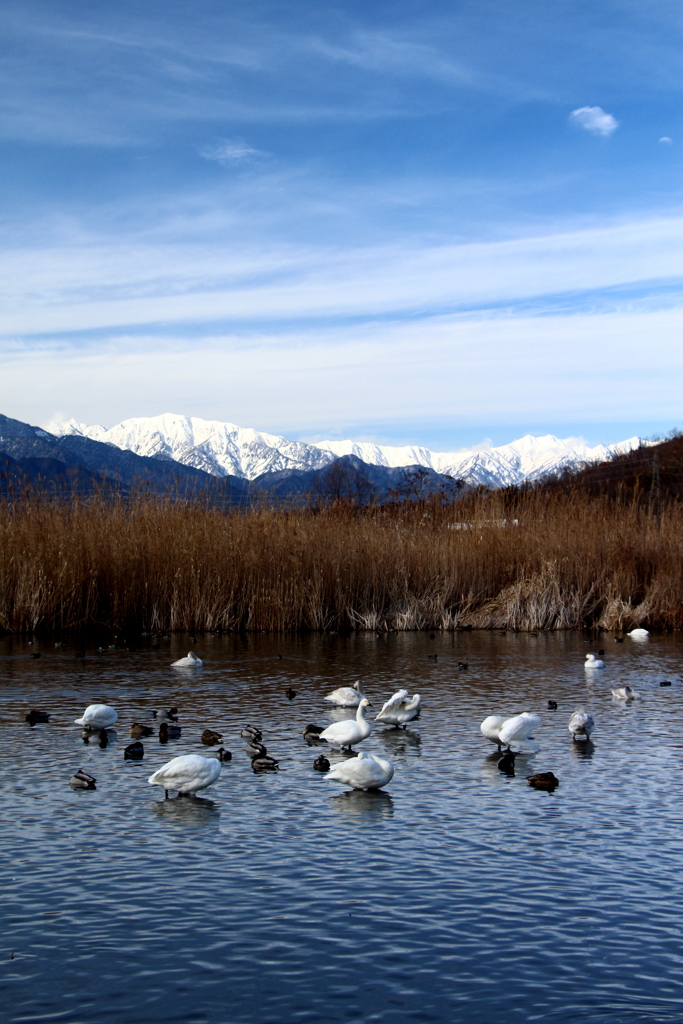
top-left (148, 753), bottom-right (221, 798)
top-left (171, 652), bottom-right (203, 669)
top-left (458, 662), bottom-right (468, 671)
top-left (201, 729), bottom-right (223, 746)
top-left (251, 754), bottom-right (279, 771)
top-left (303, 723), bottom-right (325, 744)
top-left (74, 704), bottom-right (118, 729)
top-left (324, 751), bottom-right (394, 791)
top-left (323, 679), bottom-right (366, 707)
top-left (319, 698), bottom-right (373, 750)
top-left (216, 747), bottom-right (232, 762)
top-left (25, 709), bottom-right (51, 725)
top-left (69, 769), bottom-right (96, 790)
top-left (628, 628), bottom-right (649, 638)
top-left (129, 722), bottom-right (154, 739)
top-left (547, 700), bottom-right (558, 710)
top-left (568, 707), bottom-right (594, 741)
top-left (159, 721), bottom-right (182, 742)
top-left (585, 654), bottom-right (605, 669)
top-left (611, 685), bottom-right (641, 701)
top-left (124, 741), bottom-right (144, 759)
top-left (241, 725), bottom-right (262, 741)
top-left (497, 750), bottom-right (516, 775)
top-left (527, 771), bottom-right (559, 792)
top-left (286, 688), bottom-right (297, 700)
top-left (375, 690), bottom-right (422, 728)
top-left (245, 740), bottom-right (267, 757)
top-left (313, 754), bottom-right (331, 772)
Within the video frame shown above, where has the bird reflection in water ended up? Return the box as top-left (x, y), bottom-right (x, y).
top-left (151, 795), bottom-right (220, 828)
top-left (481, 749), bottom-right (535, 782)
top-left (330, 789), bottom-right (394, 819)
top-left (570, 738), bottom-right (595, 761)
top-left (380, 728), bottom-right (422, 756)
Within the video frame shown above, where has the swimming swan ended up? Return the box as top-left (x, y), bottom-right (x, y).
top-left (585, 654), bottom-right (605, 669)
top-left (628, 628), bottom-right (649, 638)
top-left (148, 753), bottom-right (221, 798)
top-left (611, 685), bottom-right (641, 701)
top-left (324, 751), bottom-right (394, 791)
top-left (375, 689), bottom-right (422, 728)
top-left (319, 698), bottom-right (373, 750)
top-left (568, 707), bottom-right (594, 741)
top-left (324, 679), bottom-right (366, 707)
top-left (74, 704), bottom-right (118, 729)
top-left (171, 652), bottom-right (203, 669)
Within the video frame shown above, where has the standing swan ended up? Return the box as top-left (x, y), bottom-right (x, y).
top-left (324, 679), bottom-right (366, 707)
top-left (481, 715), bottom-right (507, 750)
top-left (499, 712), bottom-right (541, 748)
top-left (376, 689), bottom-right (421, 728)
top-left (568, 707), bottom-right (594, 741)
top-left (585, 654), bottom-right (605, 669)
top-left (171, 652), bottom-right (203, 669)
top-left (148, 754), bottom-right (221, 798)
top-left (74, 704), bottom-right (118, 729)
top-left (319, 698), bottom-right (373, 750)
top-left (324, 752), bottom-right (394, 791)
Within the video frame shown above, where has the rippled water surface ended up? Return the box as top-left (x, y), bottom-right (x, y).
top-left (2, 630), bottom-right (683, 1024)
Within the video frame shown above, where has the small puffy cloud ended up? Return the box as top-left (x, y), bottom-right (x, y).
top-left (659, 136), bottom-right (673, 144)
top-left (569, 106), bottom-right (619, 137)
top-left (200, 139), bottom-right (267, 164)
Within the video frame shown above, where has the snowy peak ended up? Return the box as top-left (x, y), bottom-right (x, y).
top-left (52, 414), bottom-right (644, 488)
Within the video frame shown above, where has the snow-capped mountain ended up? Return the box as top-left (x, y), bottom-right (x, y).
top-left (53, 413), bottom-right (644, 488)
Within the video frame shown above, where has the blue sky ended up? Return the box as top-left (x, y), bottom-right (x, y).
top-left (0, 0), bottom-right (681, 450)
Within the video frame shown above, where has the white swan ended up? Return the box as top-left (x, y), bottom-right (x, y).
top-left (585, 653), bottom-right (605, 669)
top-left (568, 707), bottom-right (594, 741)
top-left (148, 754), bottom-right (221, 797)
top-left (171, 652), bottom-right (203, 669)
top-left (628, 628), bottom-right (649, 639)
top-left (319, 698), bottom-right (372, 749)
top-left (74, 704), bottom-right (118, 729)
top-left (376, 689), bottom-right (421, 727)
top-left (611, 685), bottom-right (641, 701)
top-left (324, 751), bottom-right (394, 791)
top-left (480, 715), bottom-right (507, 750)
top-left (499, 712), bottom-right (541, 748)
top-left (324, 678), bottom-right (366, 707)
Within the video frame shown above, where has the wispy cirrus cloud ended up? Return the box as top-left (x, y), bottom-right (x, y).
top-left (199, 139), bottom-right (268, 164)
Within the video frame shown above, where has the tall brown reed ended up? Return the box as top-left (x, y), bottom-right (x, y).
top-left (1, 489), bottom-right (681, 634)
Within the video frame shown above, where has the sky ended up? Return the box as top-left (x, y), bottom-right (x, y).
top-left (0, 0), bottom-right (681, 452)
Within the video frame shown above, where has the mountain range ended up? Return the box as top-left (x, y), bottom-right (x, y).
top-left (55, 413), bottom-right (643, 489)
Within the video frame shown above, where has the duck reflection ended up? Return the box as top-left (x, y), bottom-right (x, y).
top-left (379, 728), bottom-right (422, 756)
top-left (329, 789), bottom-right (394, 819)
top-left (151, 795), bottom-right (220, 828)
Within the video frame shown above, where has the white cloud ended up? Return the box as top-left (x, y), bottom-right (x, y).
top-left (659, 136), bottom-right (673, 144)
top-left (199, 139), bottom-right (267, 164)
top-left (569, 106), bottom-right (619, 137)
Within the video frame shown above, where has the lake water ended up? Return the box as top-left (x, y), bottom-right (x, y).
top-left (2, 630), bottom-right (683, 1024)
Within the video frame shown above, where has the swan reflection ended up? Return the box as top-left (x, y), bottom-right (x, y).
top-left (379, 728), bottom-right (422, 755)
top-left (151, 795), bottom-right (220, 827)
top-left (570, 738), bottom-right (595, 760)
top-left (329, 789), bottom-right (394, 819)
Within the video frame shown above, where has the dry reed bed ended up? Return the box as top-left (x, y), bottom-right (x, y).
top-left (0, 492), bottom-right (681, 634)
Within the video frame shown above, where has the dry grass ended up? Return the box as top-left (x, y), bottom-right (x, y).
top-left (1, 489), bottom-right (681, 635)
